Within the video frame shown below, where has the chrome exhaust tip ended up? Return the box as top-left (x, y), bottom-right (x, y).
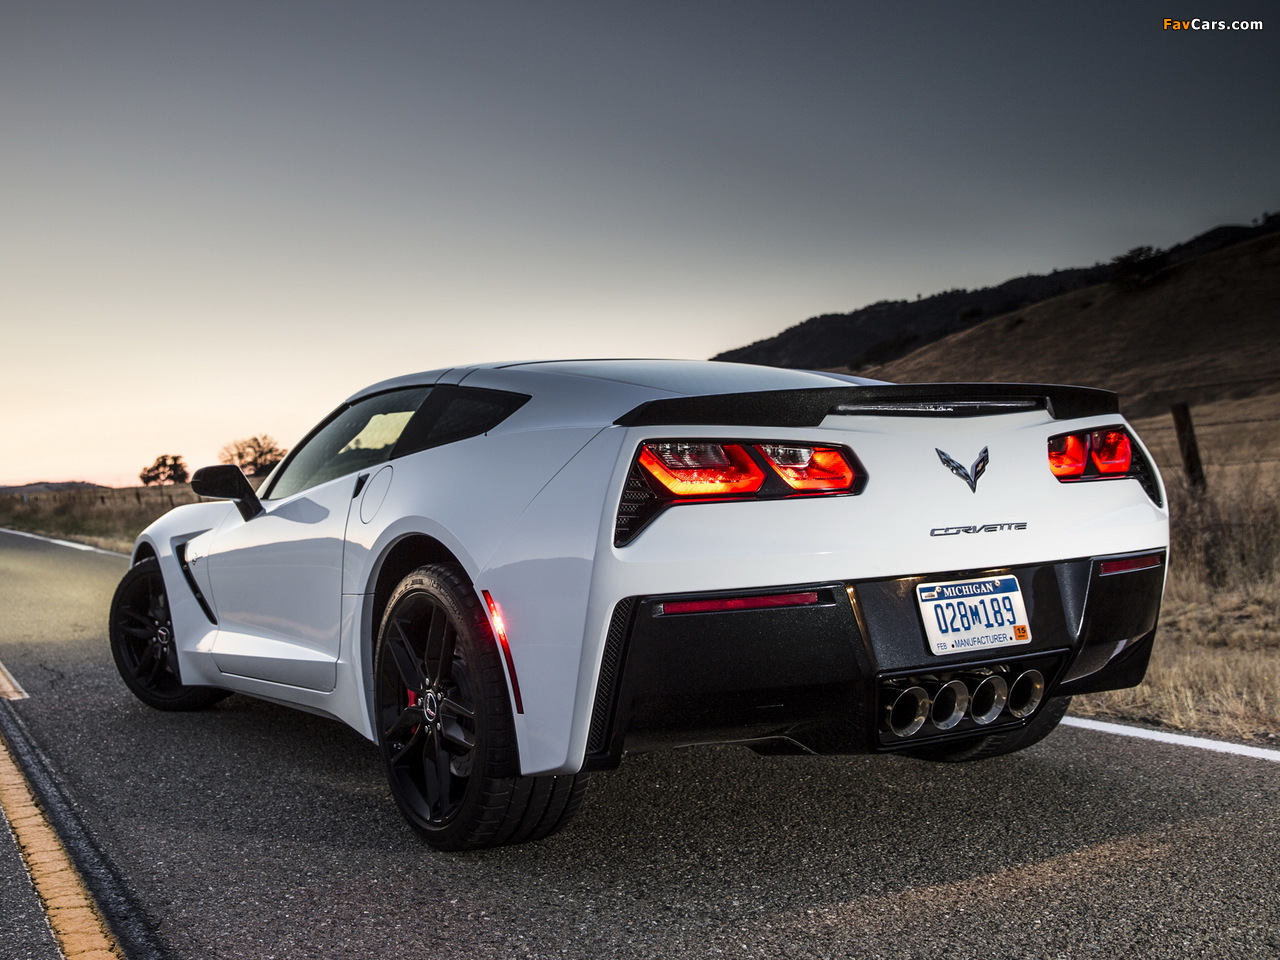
top-left (968, 674), bottom-right (1009, 725)
top-left (883, 684), bottom-right (931, 738)
top-left (1007, 669), bottom-right (1046, 719)
top-left (929, 679), bottom-right (970, 731)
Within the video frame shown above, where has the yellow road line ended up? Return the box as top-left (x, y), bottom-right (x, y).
top-left (0, 731), bottom-right (124, 960)
top-left (0, 660), bottom-right (30, 700)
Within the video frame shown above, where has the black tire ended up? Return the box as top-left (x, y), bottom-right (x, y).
top-left (109, 558), bottom-right (229, 711)
top-left (905, 695), bottom-right (1072, 763)
top-left (374, 564), bottom-right (588, 851)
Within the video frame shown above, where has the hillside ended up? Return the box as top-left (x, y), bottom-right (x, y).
top-left (861, 231), bottom-right (1280, 418)
top-left (714, 215), bottom-right (1280, 371)
top-left (0, 480), bottom-right (107, 496)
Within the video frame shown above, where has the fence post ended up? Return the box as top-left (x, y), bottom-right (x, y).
top-left (1169, 401), bottom-right (1207, 495)
top-left (1170, 401), bottom-right (1223, 584)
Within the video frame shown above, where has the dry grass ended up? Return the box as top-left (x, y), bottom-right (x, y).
top-left (0, 484), bottom-right (200, 555)
top-left (1072, 468), bottom-right (1280, 743)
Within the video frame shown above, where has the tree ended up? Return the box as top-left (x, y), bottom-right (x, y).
top-left (139, 454), bottom-right (189, 486)
top-left (219, 435), bottom-right (288, 476)
top-left (1110, 245), bottom-right (1168, 289)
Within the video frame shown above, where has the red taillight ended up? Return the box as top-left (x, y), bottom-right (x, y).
top-left (758, 444), bottom-right (856, 492)
top-left (638, 442), bottom-right (766, 496)
top-left (1049, 427), bottom-right (1137, 480)
top-left (618, 437), bottom-right (866, 546)
top-left (1048, 434), bottom-right (1087, 478)
top-left (1090, 429), bottom-right (1132, 474)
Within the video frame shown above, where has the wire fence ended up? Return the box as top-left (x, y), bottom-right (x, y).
top-left (1132, 398), bottom-right (1280, 474)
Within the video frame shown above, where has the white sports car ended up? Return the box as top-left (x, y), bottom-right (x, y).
top-left (110, 360), bottom-right (1168, 849)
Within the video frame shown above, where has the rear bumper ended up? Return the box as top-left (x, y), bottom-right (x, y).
top-left (582, 550), bottom-right (1164, 769)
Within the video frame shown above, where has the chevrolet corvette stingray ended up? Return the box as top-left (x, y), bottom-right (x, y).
top-left (109, 360), bottom-right (1168, 849)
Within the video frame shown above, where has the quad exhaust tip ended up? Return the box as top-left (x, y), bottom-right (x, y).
top-left (929, 679), bottom-right (970, 730)
top-left (967, 674), bottom-right (1009, 726)
top-left (1007, 669), bottom-right (1045, 719)
top-left (881, 668), bottom-right (1046, 739)
top-left (883, 684), bottom-right (931, 738)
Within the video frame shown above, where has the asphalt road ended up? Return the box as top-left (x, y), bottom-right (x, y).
top-left (1, 529), bottom-right (1278, 960)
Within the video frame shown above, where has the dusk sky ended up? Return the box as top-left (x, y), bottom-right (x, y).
top-left (2, 1), bottom-right (1275, 487)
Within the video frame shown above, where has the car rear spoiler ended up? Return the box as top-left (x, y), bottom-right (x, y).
top-left (614, 382), bottom-right (1119, 428)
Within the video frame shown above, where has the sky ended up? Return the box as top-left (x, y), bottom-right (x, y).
top-left (2, 1), bottom-right (1276, 487)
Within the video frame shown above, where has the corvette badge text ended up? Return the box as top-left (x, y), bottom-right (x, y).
top-left (931, 521), bottom-right (1028, 537)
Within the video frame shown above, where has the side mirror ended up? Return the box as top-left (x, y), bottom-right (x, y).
top-left (191, 465), bottom-right (264, 521)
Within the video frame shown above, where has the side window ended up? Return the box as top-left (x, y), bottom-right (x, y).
top-left (392, 386), bottom-right (530, 458)
top-left (265, 387), bottom-right (431, 500)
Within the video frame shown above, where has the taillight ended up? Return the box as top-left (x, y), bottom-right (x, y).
top-left (1047, 426), bottom-right (1153, 498)
top-left (1090, 429), bottom-right (1132, 474)
top-left (617, 439), bottom-right (865, 546)
top-left (638, 442), bottom-right (766, 496)
top-left (1047, 434), bottom-right (1087, 478)
top-left (758, 444), bottom-right (856, 492)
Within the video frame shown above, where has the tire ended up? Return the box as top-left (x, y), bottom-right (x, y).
top-left (109, 558), bottom-right (229, 711)
top-left (905, 695), bottom-right (1072, 763)
top-left (374, 564), bottom-right (588, 850)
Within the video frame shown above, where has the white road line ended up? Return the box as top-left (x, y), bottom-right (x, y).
top-left (0, 527), bottom-right (128, 557)
top-left (0, 661), bottom-right (29, 701)
top-left (1063, 715), bottom-right (1280, 763)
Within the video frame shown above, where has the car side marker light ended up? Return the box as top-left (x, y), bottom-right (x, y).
top-left (482, 590), bottom-right (524, 714)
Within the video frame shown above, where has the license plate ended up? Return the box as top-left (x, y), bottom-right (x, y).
top-left (916, 575), bottom-right (1032, 655)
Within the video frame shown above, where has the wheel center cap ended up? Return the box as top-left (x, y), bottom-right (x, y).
top-left (422, 691), bottom-right (440, 723)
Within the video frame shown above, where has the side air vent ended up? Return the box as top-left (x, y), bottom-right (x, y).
top-left (175, 542), bottom-right (217, 625)
top-left (586, 598), bottom-right (635, 757)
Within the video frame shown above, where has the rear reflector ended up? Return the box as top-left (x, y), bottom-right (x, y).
top-left (1099, 554), bottom-right (1163, 576)
top-left (656, 591), bottom-right (821, 615)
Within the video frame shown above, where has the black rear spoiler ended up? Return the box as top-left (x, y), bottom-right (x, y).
top-left (614, 383), bottom-right (1119, 428)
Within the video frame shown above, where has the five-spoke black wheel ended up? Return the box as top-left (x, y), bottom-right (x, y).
top-left (375, 564), bottom-right (587, 850)
top-left (108, 558), bottom-right (228, 711)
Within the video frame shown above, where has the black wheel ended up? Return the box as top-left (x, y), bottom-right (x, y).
top-left (905, 695), bottom-right (1072, 763)
top-left (109, 558), bottom-right (229, 711)
top-left (374, 564), bottom-right (588, 851)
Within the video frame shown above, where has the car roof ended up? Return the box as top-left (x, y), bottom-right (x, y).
top-left (347, 359), bottom-right (881, 404)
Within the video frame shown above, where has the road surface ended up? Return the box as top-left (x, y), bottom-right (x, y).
top-left (1, 529), bottom-right (1278, 959)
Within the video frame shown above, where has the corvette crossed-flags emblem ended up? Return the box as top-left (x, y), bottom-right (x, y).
top-left (936, 446), bottom-right (989, 493)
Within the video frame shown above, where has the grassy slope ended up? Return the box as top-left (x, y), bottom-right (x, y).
top-left (865, 234), bottom-right (1280, 743)
top-left (860, 231), bottom-right (1280, 417)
